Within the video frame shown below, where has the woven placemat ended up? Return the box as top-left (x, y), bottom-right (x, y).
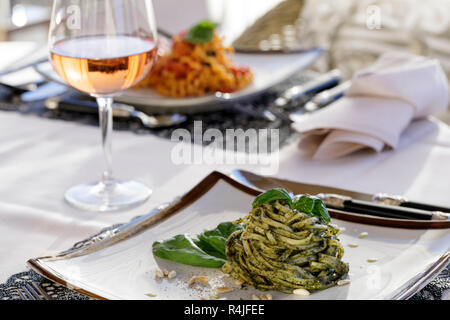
top-left (0, 72), bottom-right (319, 150)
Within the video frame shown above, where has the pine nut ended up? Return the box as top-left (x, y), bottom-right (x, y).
top-left (337, 280), bottom-right (351, 286)
top-left (358, 232), bottom-right (369, 239)
top-left (293, 289), bottom-right (310, 296)
top-left (215, 286), bottom-right (234, 294)
top-left (188, 276), bottom-right (210, 286)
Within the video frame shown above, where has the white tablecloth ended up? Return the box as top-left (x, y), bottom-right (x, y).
top-left (1, 110), bottom-right (450, 283)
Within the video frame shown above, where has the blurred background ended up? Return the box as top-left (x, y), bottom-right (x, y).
top-left (2, 0), bottom-right (450, 74)
top-left (1, 0), bottom-right (449, 120)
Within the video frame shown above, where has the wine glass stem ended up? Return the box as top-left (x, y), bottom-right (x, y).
top-left (96, 96), bottom-right (114, 186)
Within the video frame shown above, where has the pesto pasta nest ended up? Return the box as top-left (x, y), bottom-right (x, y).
top-left (222, 200), bottom-right (349, 293)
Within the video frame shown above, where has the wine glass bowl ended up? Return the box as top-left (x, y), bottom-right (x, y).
top-left (48, 0), bottom-right (158, 212)
top-left (50, 36), bottom-right (157, 95)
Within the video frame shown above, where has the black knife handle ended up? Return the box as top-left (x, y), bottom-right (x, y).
top-left (56, 98), bottom-right (99, 113)
top-left (372, 193), bottom-right (450, 214)
top-left (343, 200), bottom-right (433, 220)
top-left (400, 202), bottom-right (450, 214)
top-left (284, 70), bottom-right (342, 100)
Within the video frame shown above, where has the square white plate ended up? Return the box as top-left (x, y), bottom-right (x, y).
top-left (28, 172), bottom-right (450, 300)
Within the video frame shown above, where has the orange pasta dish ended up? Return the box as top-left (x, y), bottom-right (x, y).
top-left (136, 21), bottom-right (253, 98)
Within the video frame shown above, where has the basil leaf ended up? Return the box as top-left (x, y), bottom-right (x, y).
top-left (152, 234), bottom-right (226, 268)
top-left (293, 195), bottom-right (331, 224)
top-left (313, 199), bottom-right (331, 223)
top-left (184, 20), bottom-right (218, 44)
top-left (217, 221), bottom-right (246, 237)
top-left (152, 222), bottom-right (245, 268)
top-left (252, 188), bottom-right (293, 208)
top-left (293, 195), bottom-right (315, 213)
top-left (197, 222), bottom-right (245, 259)
top-left (196, 236), bottom-right (226, 259)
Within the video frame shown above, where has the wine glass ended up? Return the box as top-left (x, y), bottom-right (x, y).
top-left (48, 0), bottom-right (158, 212)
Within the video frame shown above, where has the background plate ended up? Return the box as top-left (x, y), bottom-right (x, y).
top-left (35, 49), bottom-right (323, 114)
top-left (28, 172), bottom-right (450, 300)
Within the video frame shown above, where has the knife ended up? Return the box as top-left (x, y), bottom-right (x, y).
top-left (317, 194), bottom-right (449, 221)
top-left (230, 170), bottom-right (449, 221)
top-left (288, 81), bottom-right (351, 123)
top-left (373, 193), bottom-right (450, 214)
top-left (271, 69), bottom-right (343, 109)
top-left (303, 81), bottom-right (352, 112)
top-left (45, 96), bottom-right (187, 129)
top-left (20, 82), bottom-right (69, 102)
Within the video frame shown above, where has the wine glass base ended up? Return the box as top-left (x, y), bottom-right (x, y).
top-left (65, 180), bottom-right (152, 212)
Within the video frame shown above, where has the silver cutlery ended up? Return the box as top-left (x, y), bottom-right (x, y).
top-left (317, 193), bottom-right (449, 221)
top-left (101, 103), bottom-right (188, 129)
top-left (373, 193), bottom-right (450, 214)
top-left (271, 69), bottom-right (343, 110)
top-left (289, 80), bottom-right (351, 122)
top-left (0, 81), bottom-right (69, 103)
top-left (231, 103), bottom-right (280, 124)
top-left (21, 82), bottom-right (69, 102)
top-left (45, 97), bottom-right (187, 129)
top-left (261, 70), bottom-right (344, 123)
top-left (303, 80), bottom-right (352, 112)
top-left (230, 170), bottom-right (449, 221)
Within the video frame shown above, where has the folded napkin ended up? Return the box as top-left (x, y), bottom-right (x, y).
top-left (292, 52), bottom-right (450, 159)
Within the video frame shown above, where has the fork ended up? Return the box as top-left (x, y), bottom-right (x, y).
top-left (16, 282), bottom-right (51, 300)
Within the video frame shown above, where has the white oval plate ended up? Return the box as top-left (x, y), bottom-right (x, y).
top-left (35, 48), bottom-right (323, 114)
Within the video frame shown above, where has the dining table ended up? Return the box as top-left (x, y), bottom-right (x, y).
top-left (0, 41), bottom-right (449, 300)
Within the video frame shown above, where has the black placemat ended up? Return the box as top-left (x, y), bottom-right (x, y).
top-left (0, 72), bottom-right (318, 149)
